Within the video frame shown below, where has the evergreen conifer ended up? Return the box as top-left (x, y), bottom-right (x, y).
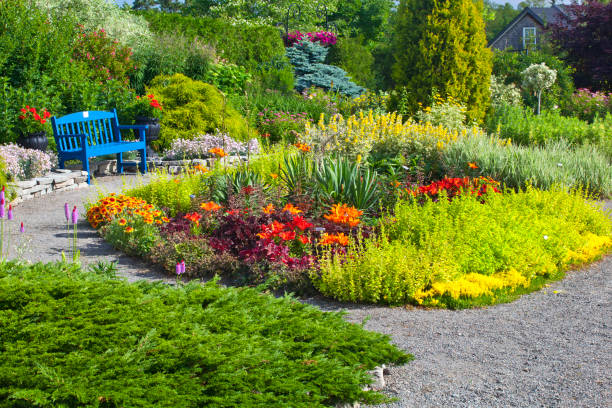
top-left (392, 0), bottom-right (492, 121)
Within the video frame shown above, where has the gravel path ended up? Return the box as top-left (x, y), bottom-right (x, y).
top-left (7, 177), bottom-right (612, 407)
top-left (6, 175), bottom-right (170, 283)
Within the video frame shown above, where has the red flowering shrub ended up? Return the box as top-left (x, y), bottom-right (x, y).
top-left (405, 177), bottom-right (501, 201)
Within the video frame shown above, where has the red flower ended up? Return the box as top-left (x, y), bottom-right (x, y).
top-left (298, 235), bottom-right (310, 244)
top-left (278, 230), bottom-right (296, 241)
top-left (290, 215), bottom-right (313, 231)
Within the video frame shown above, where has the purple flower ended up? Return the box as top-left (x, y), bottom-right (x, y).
top-left (0, 186), bottom-right (4, 202)
top-left (20, 222), bottom-right (24, 233)
top-left (0, 199), bottom-right (4, 218)
top-left (64, 203), bottom-right (70, 221)
top-left (181, 260), bottom-right (186, 274)
top-left (7, 205), bottom-right (12, 221)
top-left (71, 206), bottom-right (78, 224)
top-left (176, 260), bottom-right (186, 275)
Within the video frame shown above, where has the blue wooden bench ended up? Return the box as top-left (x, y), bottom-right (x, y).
top-left (51, 109), bottom-right (148, 183)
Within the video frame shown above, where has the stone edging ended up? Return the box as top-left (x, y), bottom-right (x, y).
top-left (9, 169), bottom-right (89, 205)
top-left (89, 156), bottom-right (248, 176)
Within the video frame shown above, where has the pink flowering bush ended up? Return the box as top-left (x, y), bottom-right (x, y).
top-left (72, 24), bottom-right (134, 84)
top-left (283, 30), bottom-right (337, 47)
top-left (164, 132), bottom-right (259, 160)
top-left (0, 144), bottom-right (57, 180)
top-left (568, 88), bottom-right (611, 122)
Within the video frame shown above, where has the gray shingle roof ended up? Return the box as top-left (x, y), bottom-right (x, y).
top-left (530, 6), bottom-right (566, 24)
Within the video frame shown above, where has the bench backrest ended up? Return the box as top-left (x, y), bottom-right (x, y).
top-left (51, 109), bottom-right (121, 152)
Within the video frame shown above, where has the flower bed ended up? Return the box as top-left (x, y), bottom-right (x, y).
top-left (85, 146), bottom-right (612, 308)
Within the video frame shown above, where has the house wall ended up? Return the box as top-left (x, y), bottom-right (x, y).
top-left (491, 15), bottom-right (544, 51)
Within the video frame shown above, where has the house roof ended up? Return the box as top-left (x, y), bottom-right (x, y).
top-left (488, 5), bottom-right (567, 48)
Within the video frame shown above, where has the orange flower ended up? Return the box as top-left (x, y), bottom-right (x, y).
top-left (298, 235), bottom-right (311, 244)
top-left (118, 218), bottom-right (127, 226)
top-left (278, 231), bottom-right (296, 241)
top-left (282, 203), bottom-right (302, 215)
top-left (209, 147), bottom-right (228, 158)
top-left (125, 226), bottom-right (134, 233)
top-left (324, 203), bottom-right (362, 227)
top-left (184, 212), bottom-right (202, 226)
top-left (294, 142), bottom-right (311, 152)
top-left (262, 204), bottom-right (275, 214)
top-left (200, 201), bottom-right (222, 212)
top-left (270, 173), bottom-right (278, 179)
top-left (468, 162), bottom-right (478, 169)
top-left (319, 233), bottom-right (349, 246)
top-left (162, 217), bottom-right (170, 223)
top-left (391, 180), bottom-right (401, 188)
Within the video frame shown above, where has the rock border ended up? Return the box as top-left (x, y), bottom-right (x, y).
top-left (88, 156), bottom-right (248, 176)
top-left (9, 169), bottom-right (89, 205)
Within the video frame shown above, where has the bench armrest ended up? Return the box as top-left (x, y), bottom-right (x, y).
top-left (118, 125), bottom-right (149, 130)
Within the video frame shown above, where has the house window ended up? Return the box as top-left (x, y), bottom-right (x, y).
top-left (523, 27), bottom-right (537, 49)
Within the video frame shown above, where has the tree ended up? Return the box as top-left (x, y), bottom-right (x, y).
top-left (484, 1), bottom-right (521, 42)
top-left (392, 0), bottom-right (492, 121)
top-left (521, 62), bottom-right (557, 114)
top-left (548, 0), bottom-right (612, 91)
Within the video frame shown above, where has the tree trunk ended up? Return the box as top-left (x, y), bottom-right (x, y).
top-left (537, 90), bottom-right (542, 115)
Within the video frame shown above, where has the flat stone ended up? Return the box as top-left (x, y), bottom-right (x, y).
top-left (53, 169), bottom-right (72, 174)
top-left (52, 174), bottom-right (70, 183)
top-left (15, 180), bottom-right (36, 189)
top-left (191, 159), bottom-right (207, 166)
top-left (27, 184), bottom-right (47, 194)
top-left (75, 176), bottom-right (87, 184)
top-left (54, 179), bottom-right (75, 189)
top-left (36, 177), bottom-right (53, 186)
top-left (77, 183), bottom-right (89, 189)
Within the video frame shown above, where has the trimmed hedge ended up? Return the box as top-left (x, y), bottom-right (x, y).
top-left (136, 11), bottom-right (285, 69)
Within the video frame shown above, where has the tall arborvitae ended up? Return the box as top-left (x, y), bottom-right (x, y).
top-left (392, 0), bottom-right (492, 121)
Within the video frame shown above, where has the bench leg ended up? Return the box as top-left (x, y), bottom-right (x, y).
top-left (58, 157), bottom-right (65, 169)
top-left (117, 153), bottom-right (123, 174)
top-left (83, 156), bottom-right (91, 184)
top-left (139, 148), bottom-right (147, 175)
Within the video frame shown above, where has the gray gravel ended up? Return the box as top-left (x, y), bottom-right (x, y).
top-left (7, 178), bottom-right (612, 407)
top-left (6, 175), bottom-right (170, 283)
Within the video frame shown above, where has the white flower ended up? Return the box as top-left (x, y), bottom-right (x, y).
top-left (543, 235), bottom-right (549, 240)
top-left (557, 163), bottom-right (563, 167)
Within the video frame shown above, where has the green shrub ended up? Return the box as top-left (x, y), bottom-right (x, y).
top-left (126, 171), bottom-right (207, 216)
top-left (485, 104), bottom-right (612, 147)
top-left (326, 36), bottom-right (375, 89)
top-left (492, 50), bottom-right (575, 111)
top-left (489, 74), bottom-right (522, 110)
top-left (205, 62), bottom-right (252, 96)
top-left (138, 11), bottom-right (285, 69)
top-left (315, 188), bottom-right (612, 308)
top-left (131, 33), bottom-right (216, 93)
top-left (0, 261), bottom-right (411, 407)
top-left (147, 74), bottom-right (250, 150)
top-left (415, 95), bottom-right (471, 132)
top-left (442, 134), bottom-right (612, 197)
top-left (255, 56), bottom-right (295, 95)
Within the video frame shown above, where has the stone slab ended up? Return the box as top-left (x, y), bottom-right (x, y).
top-left (15, 180), bottom-right (36, 189)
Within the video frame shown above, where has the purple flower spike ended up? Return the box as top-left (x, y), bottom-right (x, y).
top-left (71, 206), bottom-right (78, 224)
top-left (20, 222), bottom-right (24, 233)
top-left (176, 262), bottom-right (181, 275)
top-left (64, 203), bottom-right (70, 221)
top-left (181, 260), bottom-right (186, 274)
top-left (7, 205), bottom-right (13, 221)
top-left (0, 199), bottom-right (4, 219)
top-left (0, 186), bottom-right (4, 202)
